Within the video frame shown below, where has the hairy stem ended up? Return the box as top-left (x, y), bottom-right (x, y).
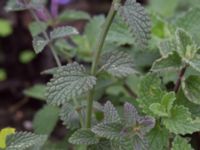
top-left (173, 65), bottom-right (188, 93)
top-left (86, 0), bottom-right (120, 128)
top-left (29, 8), bottom-right (62, 67)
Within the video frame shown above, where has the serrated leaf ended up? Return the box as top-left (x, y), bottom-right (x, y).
top-left (163, 105), bottom-right (200, 134)
top-left (5, 0), bottom-right (27, 11)
top-left (151, 52), bottom-right (182, 72)
top-left (119, 0), bottom-right (151, 47)
top-left (103, 101), bottom-right (120, 123)
top-left (69, 129), bottom-right (99, 145)
top-left (46, 62), bottom-right (96, 105)
top-left (149, 92), bottom-right (176, 117)
top-left (29, 21), bottom-right (47, 37)
top-left (0, 128), bottom-right (15, 149)
top-left (32, 36), bottom-right (49, 54)
top-left (33, 105), bottom-right (59, 135)
top-left (123, 102), bottom-right (139, 126)
top-left (182, 75), bottom-right (200, 105)
top-left (137, 74), bottom-right (166, 114)
top-left (172, 136), bottom-right (194, 150)
top-left (99, 51), bottom-right (136, 78)
top-left (158, 38), bottom-right (177, 57)
top-left (60, 103), bottom-right (80, 129)
top-left (175, 7), bottom-right (200, 44)
top-left (185, 54), bottom-right (200, 73)
top-left (88, 139), bottom-right (111, 150)
top-left (148, 126), bottom-right (169, 150)
top-left (50, 26), bottom-right (78, 40)
top-left (23, 84), bottom-right (46, 101)
top-left (175, 28), bottom-right (197, 60)
top-left (92, 123), bottom-right (123, 141)
top-left (6, 132), bottom-right (47, 150)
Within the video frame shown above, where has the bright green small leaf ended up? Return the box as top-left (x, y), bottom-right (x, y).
top-left (33, 105), bottom-right (60, 135)
top-left (28, 21), bottom-right (47, 37)
top-left (158, 38), bottom-right (177, 57)
top-left (149, 103), bottom-right (168, 117)
top-left (0, 128), bottom-right (15, 149)
top-left (32, 36), bottom-right (49, 54)
top-left (182, 75), bottom-right (200, 105)
top-left (19, 50), bottom-right (35, 64)
top-left (24, 84), bottom-right (46, 101)
top-left (50, 26), bottom-right (78, 40)
top-left (0, 68), bottom-right (7, 81)
top-left (172, 136), bottom-right (194, 150)
top-left (69, 129), bottom-right (99, 145)
top-left (0, 19), bottom-right (13, 37)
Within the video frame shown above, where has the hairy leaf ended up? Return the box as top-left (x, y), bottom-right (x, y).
top-left (148, 126), bottom-right (169, 150)
top-left (103, 101), bottom-right (120, 123)
top-left (32, 36), bottom-right (49, 54)
top-left (185, 54), bottom-right (200, 73)
top-left (175, 28), bottom-right (197, 60)
top-left (163, 105), bottom-right (200, 134)
top-left (5, 0), bottom-right (27, 11)
top-left (182, 75), bottom-right (200, 105)
top-left (6, 132), bottom-right (47, 150)
top-left (92, 123), bottom-right (123, 141)
top-left (99, 51), bottom-right (136, 78)
top-left (69, 129), bottom-right (99, 145)
top-left (158, 39), bottom-right (177, 56)
top-left (46, 62), bottom-right (96, 105)
top-left (172, 136), bottom-right (193, 150)
top-left (151, 52), bottom-right (182, 72)
top-left (119, 0), bottom-right (151, 47)
top-left (149, 92), bottom-right (176, 117)
top-left (50, 26), bottom-right (78, 40)
top-left (60, 103), bottom-right (80, 129)
top-left (33, 105), bottom-right (59, 135)
top-left (88, 139), bottom-right (111, 150)
top-left (29, 21), bottom-right (47, 37)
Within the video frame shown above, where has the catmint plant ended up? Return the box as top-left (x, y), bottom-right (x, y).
top-left (2, 0), bottom-right (200, 149)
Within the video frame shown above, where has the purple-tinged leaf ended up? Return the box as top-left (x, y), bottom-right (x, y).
top-left (138, 116), bottom-right (155, 136)
top-left (124, 102), bottom-right (139, 126)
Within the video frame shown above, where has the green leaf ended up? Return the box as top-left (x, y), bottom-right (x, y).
top-left (33, 105), bottom-right (59, 135)
top-left (172, 136), bottom-right (194, 150)
top-left (19, 50), bottom-right (35, 64)
top-left (88, 139), bottom-right (111, 150)
top-left (103, 101), bottom-right (120, 123)
top-left (148, 126), bottom-right (169, 150)
top-left (60, 103), bottom-right (80, 129)
top-left (50, 26), bottom-right (78, 40)
top-left (119, 0), bottom-right (151, 47)
top-left (28, 21), bottom-right (47, 37)
top-left (59, 10), bottom-right (90, 22)
top-left (69, 129), bottom-right (99, 145)
top-left (0, 68), bottom-right (7, 81)
top-left (92, 123), bottom-right (123, 141)
top-left (46, 62), bottom-right (96, 105)
top-left (182, 75), bottom-right (200, 105)
top-left (5, 0), bottom-right (27, 11)
top-left (32, 36), bottom-right (49, 54)
top-left (0, 128), bottom-right (15, 149)
top-left (149, 92), bottom-right (176, 117)
top-left (175, 28), bottom-right (197, 60)
top-left (185, 54), bottom-right (200, 73)
top-left (0, 19), bottom-right (13, 37)
top-left (151, 52), bottom-right (182, 71)
top-left (99, 51), bottom-right (136, 78)
top-left (137, 74), bottom-right (166, 114)
top-left (6, 132), bottom-right (47, 150)
top-left (163, 105), bottom-right (200, 134)
top-left (23, 84), bottom-right (46, 101)
top-left (158, 38), bottom-right (177, 57)
top-left (175, 7), bottom-right (200, 44)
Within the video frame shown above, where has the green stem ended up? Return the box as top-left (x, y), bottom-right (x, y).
top-left (29, 8), bottom-right (62, 67)
top-left (86, 0), bottom-right (120, 128)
